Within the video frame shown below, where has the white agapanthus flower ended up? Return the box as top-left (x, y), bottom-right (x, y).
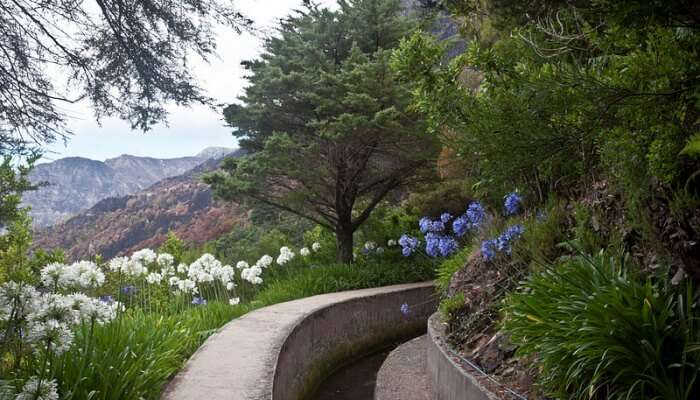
top-left (65, 293), bottom-right (116, 325)
top-left (40, 263), bottom-right (67, 289)
top-left (226, 282), bottom-right (236, 291)
top-left (299, 247), bottom-right (311, 257)
top-left (236, 261), bottom-right (249, 270)
top-left (276, 246), bottom-right (295, 265)
top-left (16, 377), bottom-right (59, 400)
top-left (73, 262), bottom-right (105, 289)
top-left (0, 282), bottom-right (38, 321)
top-left (26, 319), bottom-right (74, 355)
top-left (188, 254), bottom-right (224, 284)
top-left (241, 265), bottom-right (263, 285)
top-left (256, 255), bottom-right (273, 268)
top-left (176, 263), bottom-right (188, 274)
top-left (108, 257), bottom-right (130, 273)
top-left (156, 253), bottom-right (174, 268)
top-left (123, 260), bottom-right (147, 277)
top-left (229, 297), bottom-right (240, 306)
top-left (364, 241), bottom-right (377, 251)
top-left (312, 242), bottom-right (321, 252)
top-left (387, 239), bottom-right (397, 247)
top-left (168, 276), bottom-right (180, 287)
top-left (216, 265), bottom-right (235, 284)
top-left (131, 248), bottom-right (157, 265)
top-left (176, 279), bottom-right (198, 295)
top-left (146, 272), bottom-right (163, 285)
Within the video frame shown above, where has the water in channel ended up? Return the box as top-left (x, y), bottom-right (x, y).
top-left (308, 348), bottom-right (392, 400)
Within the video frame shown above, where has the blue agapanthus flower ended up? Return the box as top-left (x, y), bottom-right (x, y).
top-left (399, 234), bottom-right (420, 257)
top-left (419, 217), bottom-right (445, 233)
top-left (482, 224), bottom-right (525, 261)
top-left (481, 239), bottom-right (497, 262)
top-left (500, 224), bottom-right (525, 241)
top-left (120, 285), bottom-right (137, 295)
top-left (453, 201), bottom-right (486, 237)
top-left (425, 232), bottom-right (441, 257)
top-left (504, 192), bottom-right (522, 216)
top-left (465, 201), bottom-right (486, 228)
top-left (440, 212), bottom-right (453, 224)
top-left (438, 235), bottom-right (459, 257)
top-left (400, 303), bottom-right (410, 316)
top-left (452, 215), bottom-right (470, 237)
top-left (191, 297), bottom-right (207, 306)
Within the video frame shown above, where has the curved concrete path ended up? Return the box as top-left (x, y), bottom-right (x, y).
top-left (375, 335), bottom-right (430, 400)
top-left (163, 282), bottom-right (436, 400)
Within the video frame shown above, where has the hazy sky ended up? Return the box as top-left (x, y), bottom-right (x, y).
top-left (44, 0), bottom-right (336, 163)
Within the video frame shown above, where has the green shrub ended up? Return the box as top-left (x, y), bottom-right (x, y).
top-left (504, 251), bottom-right (700, 400)
top-left (514, 199), bottom-right (568, 271)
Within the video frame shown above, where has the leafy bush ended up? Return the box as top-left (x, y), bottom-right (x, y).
top-left (513, 199), bottom-right (569, 271)
top-left (504, 251), bottom-right (700, 400)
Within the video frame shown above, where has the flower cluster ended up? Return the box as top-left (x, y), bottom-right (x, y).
top-left (16, 377), bottom-right (59, 400)
top-left (0, 282), bottom-right (120, 358)
top-left (425, 233), bottom-right (459, 258)
top-left (419, 217), bottom-right (445, 233)
top-left (504, 192), bottom-right (522, 216)
top-left (481, 224), bottom-right (525, 261)
top-left (240, 254), bottom-right (273, 285)
top-left (276, 246), bottom-right (295, 265)
top-left (40, 261), bottom-right (105, 290)
top-left (399, 234), bottom-right (420, 256)
top-left (452, 201), bottom-right (486, 237)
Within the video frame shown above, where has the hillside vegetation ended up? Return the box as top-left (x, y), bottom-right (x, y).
top-left (0, 0), bottom-right (698, 399)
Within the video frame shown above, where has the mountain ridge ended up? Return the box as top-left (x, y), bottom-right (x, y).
top-left (32, 149), bottom-right (247, 261)
top-left (23, 147), bottom-right (236, 227)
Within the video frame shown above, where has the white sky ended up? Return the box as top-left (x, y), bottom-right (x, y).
top-left (43, 0), bottom-right (337, 163)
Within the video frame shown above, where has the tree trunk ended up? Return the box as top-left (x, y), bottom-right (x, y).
top-left (336, 226), bottom-right (354, 264)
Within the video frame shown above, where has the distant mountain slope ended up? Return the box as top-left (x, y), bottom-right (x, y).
top-left (23, 147), bottom-right (233, 227)
top-left (32, 150), bottom-right (248, 261)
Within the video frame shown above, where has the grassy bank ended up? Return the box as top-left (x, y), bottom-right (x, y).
top-left (49, 259), bottom-right (434, 399)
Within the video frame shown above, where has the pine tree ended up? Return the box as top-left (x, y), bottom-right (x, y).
top-left (206, 0), bottom-right (438, 263)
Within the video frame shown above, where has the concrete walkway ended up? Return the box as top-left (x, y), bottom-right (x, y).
top-left (163, 282), bottom-right (436, 400)
top-left (375, 335), bottom-right (431, 400)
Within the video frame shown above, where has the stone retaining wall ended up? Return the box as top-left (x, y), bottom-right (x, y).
top-left (426, 313), bottom-right (499, 400)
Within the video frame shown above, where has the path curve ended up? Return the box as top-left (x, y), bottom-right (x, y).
top-left (163, 282), bottom-right (436, 400)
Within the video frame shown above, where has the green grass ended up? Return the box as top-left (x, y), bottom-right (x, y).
top-left (46, 258), bottom-right (434, 399)
top-left (255, 258), bottom-right (434, 305)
